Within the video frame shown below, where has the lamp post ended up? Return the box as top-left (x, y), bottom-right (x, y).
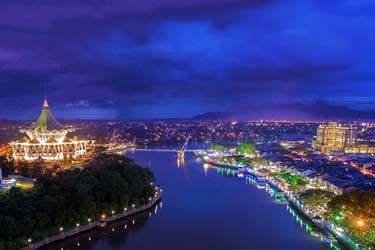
top-left (123, 207), bottom-right (127, 214)
top-left (111, 210), bottom-right (115, 217)
top-left (76, 223), bottom-right (80, 232)
top-left (28, 238), bottom-right (32, 249)
top-left (88, 218), bottom-right (91, 227)
top-left (60, 227), bottom-right (64, 237)
top-left (132, 204), bottom-right (135, 210)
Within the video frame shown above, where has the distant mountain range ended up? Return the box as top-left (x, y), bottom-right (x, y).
top-left (191, 112), bottom-right (239, 120)
top-left (1, 102), bottom-right (374, 122)
top-left (191, 102), bottom-right (375, 121)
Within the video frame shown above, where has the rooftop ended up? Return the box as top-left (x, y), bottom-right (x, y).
top-left (28, 99), bottom-right (66, 132)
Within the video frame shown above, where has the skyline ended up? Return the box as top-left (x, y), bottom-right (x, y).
top-left (0, 0), bottom-right (375, 120)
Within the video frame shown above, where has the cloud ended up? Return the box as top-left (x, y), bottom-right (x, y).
top-left (0, 0), bottom-right (374, 119)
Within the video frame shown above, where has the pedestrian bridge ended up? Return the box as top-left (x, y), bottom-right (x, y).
top-left (107, 136), bottom-right (196, 158)
top-left (130, 148), bottom-right (196, 153)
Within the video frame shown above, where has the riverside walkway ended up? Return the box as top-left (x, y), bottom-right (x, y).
top-left (22, 189), bottom-right (163, 250)
top-left (200, 152), bottom-right (360, 250)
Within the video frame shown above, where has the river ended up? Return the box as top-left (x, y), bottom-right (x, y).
top-left (45, 151), bottom-right (329, 250)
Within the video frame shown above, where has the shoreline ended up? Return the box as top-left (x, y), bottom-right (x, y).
top-left (21, 189), bottom-right (163, 250)
top-left (199, 153), bottom-right (359, 250)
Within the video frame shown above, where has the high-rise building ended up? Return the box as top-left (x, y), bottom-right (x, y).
top-left (313, 122), bottom-right (358, 155)
top-left (9, 99), bottom-right (89, 161)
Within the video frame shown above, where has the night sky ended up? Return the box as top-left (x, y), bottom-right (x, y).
top-left (0, 0), bottom-right (374, 120)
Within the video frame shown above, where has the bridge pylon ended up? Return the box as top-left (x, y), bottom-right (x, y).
top-left (177, 136), bottom-right (190, 159)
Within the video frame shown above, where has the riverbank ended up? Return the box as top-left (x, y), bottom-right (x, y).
top-left (199, 152), bottom-right (360, 250)
top-left (21, 188), bottom-right (162, 250)
top-left (196, 151), bottom-right (240, 169)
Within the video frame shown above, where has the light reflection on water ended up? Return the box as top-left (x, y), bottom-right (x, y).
top-left (45, 151), bottom-right (328, 250)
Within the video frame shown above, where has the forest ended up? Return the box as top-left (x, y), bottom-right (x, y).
top-left (0, 154), bottom-right (155, 250)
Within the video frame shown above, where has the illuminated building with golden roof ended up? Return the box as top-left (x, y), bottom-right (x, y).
top-left (9, 99), bottom-right (89, 161)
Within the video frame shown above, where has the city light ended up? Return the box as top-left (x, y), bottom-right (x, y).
top-left (357, 220), bottom-right (364, 227)
top-left (334, 214), bottom-right (342, 222)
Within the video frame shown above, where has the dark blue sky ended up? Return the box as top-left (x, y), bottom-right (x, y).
top-left (0, 0), bottom-right (374, 120)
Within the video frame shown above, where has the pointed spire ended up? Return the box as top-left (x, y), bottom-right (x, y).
top-left (28, 98), bottom-right (65, 132)
top-left (43, 99), bottom-right (49, 107)
top-left (43, 85), bottom-right (48, 107)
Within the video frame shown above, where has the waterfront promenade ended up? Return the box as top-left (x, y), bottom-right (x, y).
top-left (199, 152), bottom-right (360, 250)
top-left (21, 189), bottom-right (162, 250)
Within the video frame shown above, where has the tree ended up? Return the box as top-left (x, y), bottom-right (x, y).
top-left (327, 192), bottom-right (375, 248)
top-left (300, 189), bottom-right (335, 208)
top-left (0, 153), bottom-right (156, 250)
top-left (237, 142), bottom-right (256, 155)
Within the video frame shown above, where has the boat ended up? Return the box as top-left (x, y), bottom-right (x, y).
top-left (311, 231), bottom-right (321, 237)
top-left (237, 167), bottom-right (246, 178)
top-left (255, 175), bottom-right (266, 189)
top-left (312, 216), bottom-right (323, 225)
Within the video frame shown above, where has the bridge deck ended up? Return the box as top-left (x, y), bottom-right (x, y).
top-left (130, 148), bottom-right (196, 152)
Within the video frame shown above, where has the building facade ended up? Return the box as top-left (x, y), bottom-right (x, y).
top-left (313, 122), bottom-right (375, 155)
top-left (9, 99), bottom-right (89, 161)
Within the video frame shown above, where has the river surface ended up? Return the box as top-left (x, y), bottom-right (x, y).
top-left (46, 151), bottom-right (328, 250)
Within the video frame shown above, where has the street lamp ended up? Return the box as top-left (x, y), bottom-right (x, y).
top-left (28, 238), bottom-right (32, 248)
top-left (357, 219), bottom-right (365, 235)
top-left (88, 218), bottom-right (91, 226)
top-left (111, 210), bottom-right (115, 216)
top-left (132, 204), bottom-right (135, 210)
top-left (60, 227), bottom-right (64, 236)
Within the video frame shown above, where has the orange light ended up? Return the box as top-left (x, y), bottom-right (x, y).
top-left (102, 214), bottom-right (106, 219)
top-left (357, 220), bottom-right (364, 227)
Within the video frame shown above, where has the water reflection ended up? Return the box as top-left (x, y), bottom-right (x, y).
top-left (177, 157), bottom-right (185, 167)
top-left (46, 152), bottom-right (326, 250)
top-left (205, 164), bottom-right (339, 250)
top-left (43, 201), bottom-right (162, 250)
